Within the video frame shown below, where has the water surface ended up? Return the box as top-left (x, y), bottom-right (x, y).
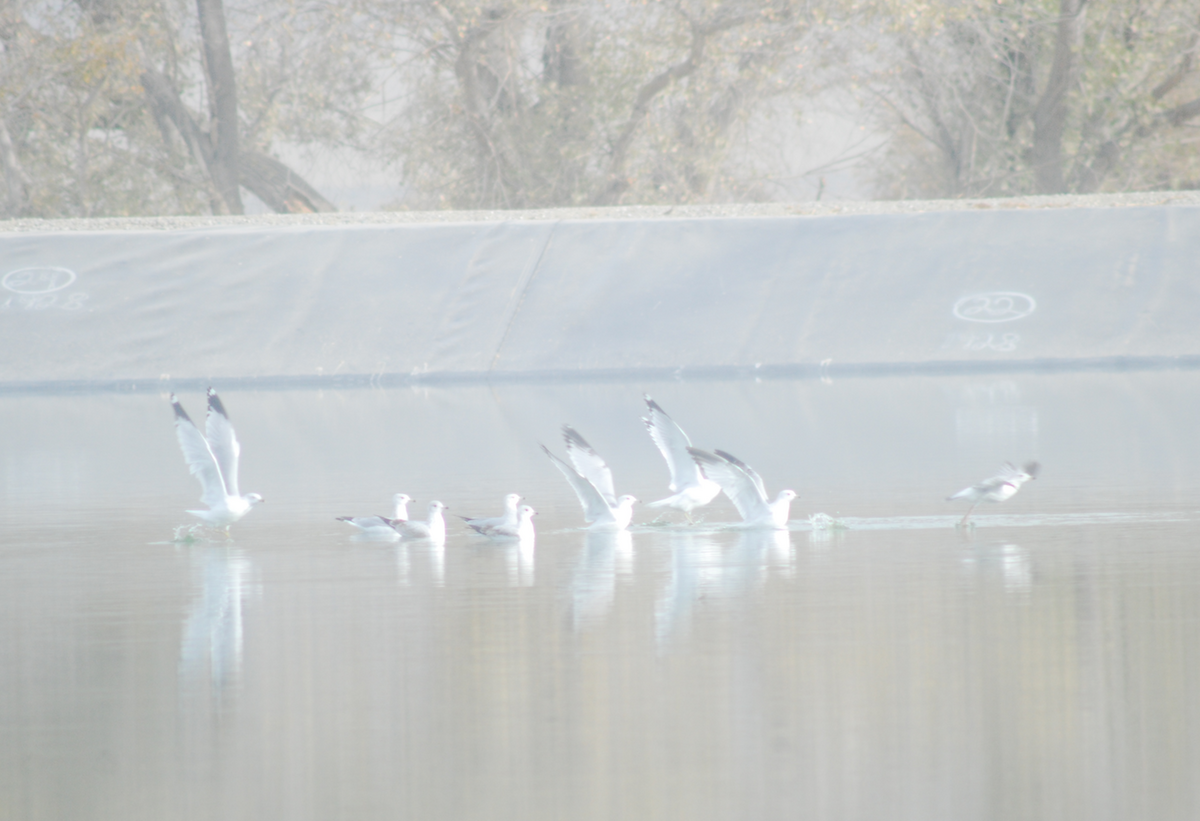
top-left (4, 374), bottom-right (1200, 820)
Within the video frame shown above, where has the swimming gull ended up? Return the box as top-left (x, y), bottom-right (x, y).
top-left (542, 425), bottom-right (639, 530)
top-left (474, 505), bottom-right (537, 540)
top-left (387, 500), bottom-right (448, 541)
top-left (642, 395), bottom-right (720, 522)
top-left (171, 389), bottom-right (264, 528)
top-left (947, 462), bottom-right (1040, 526)
top-left (337, 493), bottom-right (412, 534)
top-left (461, 493), bottom-right (521, 535)
top-left (687, 448), bottom-right (795, 529)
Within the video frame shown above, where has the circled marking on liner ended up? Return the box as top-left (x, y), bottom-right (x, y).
top-left (953, 292), bottom-right (1036, 323)
top-left (3, 267), bottom-right (77, 295)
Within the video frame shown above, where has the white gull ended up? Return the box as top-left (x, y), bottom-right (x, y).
top-left (337, 493), bottom-right (412, 534)
top-left (475, 505), bottom-right (537, 540)
top-left (543, 425), bottom-right (639, 531)
top-left (947, 461), bottom-right (1040, 526)
top-left (171, 389), bottom-right (264, 528)
top-left (461, 493), bottom-right (521, 535)
top-left (687, 448), bottom-right (795, 529)
top-left (387, 500), bottom-right (448, 541)
top-left (642, 395), bottom-right (720, 522)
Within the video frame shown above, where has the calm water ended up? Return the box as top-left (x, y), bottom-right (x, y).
top-left (4, 375), bottom-right (1200, 821)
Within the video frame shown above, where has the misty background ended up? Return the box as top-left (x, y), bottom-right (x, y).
top-left (2, 0), bottom-right (1198, 218)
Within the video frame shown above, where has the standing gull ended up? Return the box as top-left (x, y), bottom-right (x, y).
top-left (387, 500), bottom-right (448, 541)
top-left (542, 426), bottom-right (639, 531)
top-left (462, 493), bottom-right (522, 535)
top-left (687, 448), bottom-right (796, 529)
top-left (947, 462), bottom-right (1040, 526)
top-left (337, 493), bottom-right (412, 534)
top-left (171, 389), bottom-right (264, 528)
top-left (642, 395), bottom-right (720, 522)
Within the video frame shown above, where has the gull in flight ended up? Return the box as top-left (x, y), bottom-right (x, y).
top-left (461, 493), bottom-right (521, 535)
top-left (171, 389), bottom-right (264, 528)
top-left (474, 505), bottom-right (537, 540)
top-left (337, 493), bottom-right (412, 535)
top-left (542, 425), bottom-right (639, 530)
top-left (387, 500), bottom-right (448, 541)
top-left (947, 462), bottom-right (1040, 526)
top-left (642, 395), bottom-right (720, 522)
top-left (687, 448), bottom-right (796, 529)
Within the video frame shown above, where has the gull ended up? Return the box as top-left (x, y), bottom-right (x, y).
top-left (542, 425), bottom-right (639, 530)
top-left (171, 389), bottom-right (264, 528)
top-left (337, 493), bottom-right (412, 534)
top-left (461, 493), bottom-right (521, 535)
top-left (947, 462), bottom-right (1040, 526)
top-left (475, 505), bottom-right (537, 540)
top-left (687, 448), bottom-right (796, 529)
top-left (387, 500), bottom-right (448, 541)
top-left (642, 395), bottom-right (720, 522)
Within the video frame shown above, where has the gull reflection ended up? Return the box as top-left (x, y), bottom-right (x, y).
top-left (568, 530), bottom-right (633, 631)
top-left (960, 541), bottom-right (1032, 596)
top-left (654, 531), bottom-right (712, 649)
top-left (179, 544), bottom-right (254, 701)
top-left (1000, 543), bottom-right (1032, 594)
top-left (503, 536), bottom-right (536, 587)
top-left (724, 528), bottom-right (794, 596)
top-left (655, 529), bottom-right (794, 650)
top-left (393, 539), bottom-right (446, 587)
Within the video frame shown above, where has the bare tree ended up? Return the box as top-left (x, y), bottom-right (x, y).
top-left (370, 0), bottom-right (818, 210)
top-left (0, 0), bottom-right (348, 218)
top-left (852, 0), bottom-right (1200, 199)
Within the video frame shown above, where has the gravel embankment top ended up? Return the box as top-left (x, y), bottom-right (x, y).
top-left (2, 190), bottom-right (1199, 232)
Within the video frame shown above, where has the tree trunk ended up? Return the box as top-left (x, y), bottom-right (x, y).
top-left (1031, 0), bottom-right (1087, 194)
top-left (0, 113), bottom-right (32, 217)
top-left (196, 0), bottom-right (243, 214)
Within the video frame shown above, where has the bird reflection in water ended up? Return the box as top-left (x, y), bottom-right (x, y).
top-left (568, 529), bottom-right (633, 631)
top-left (655, 529), bottom-right (795, 650)
top-left (394, 539), bottom-right (446, 587)
top-left (179, 544), bottom-right (255, 703)
top-left (960, 541), bottom-right (1032, 596)
top-left (503, 535), bottom-right (536, 587)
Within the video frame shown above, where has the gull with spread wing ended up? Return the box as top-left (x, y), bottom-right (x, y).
top-left (462, 493), bottom-right (522, 535)
top-left (337, 493), bottom-right (412, 534)
top-left (687, 448), bottom-right (795, 529)
top-left (947, 462), bottom-right (1040, 526)
top-left (642, 396), bottom-right (720, 523)
top-left (387, 500), bottom-right (448, 541)
top-left (543, 426), bottom-right (639, 530)
top-left (171, 389), bottom-right (264, 528)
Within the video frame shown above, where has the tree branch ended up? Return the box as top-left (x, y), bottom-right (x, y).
top-left (592, 7), bottom-right (759, 205)
top-left (238, 150), bottom-right (336, 213)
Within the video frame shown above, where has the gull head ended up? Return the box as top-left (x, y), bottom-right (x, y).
top-left (505, 492), bottom-right (522, 507)
top-left (428, 501), bottom-right (447, 515)
top-left (394, 493), bottom-right (413, 505)
top-left (776, 490), bottom-right (797, 503)
top-left (246, 493), bottom-right (265, 506)
top-left (616, 495), bottom-right (639, 509)
top-left (519, 505), bottom-right (537, 520)
top-left (1023, 462), bottom-right (1041, 480)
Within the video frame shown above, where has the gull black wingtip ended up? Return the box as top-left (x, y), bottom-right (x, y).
top-left (206, 388), bottom-right (230, 418)
top-left (171, 395), bottom-right (193, 422)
